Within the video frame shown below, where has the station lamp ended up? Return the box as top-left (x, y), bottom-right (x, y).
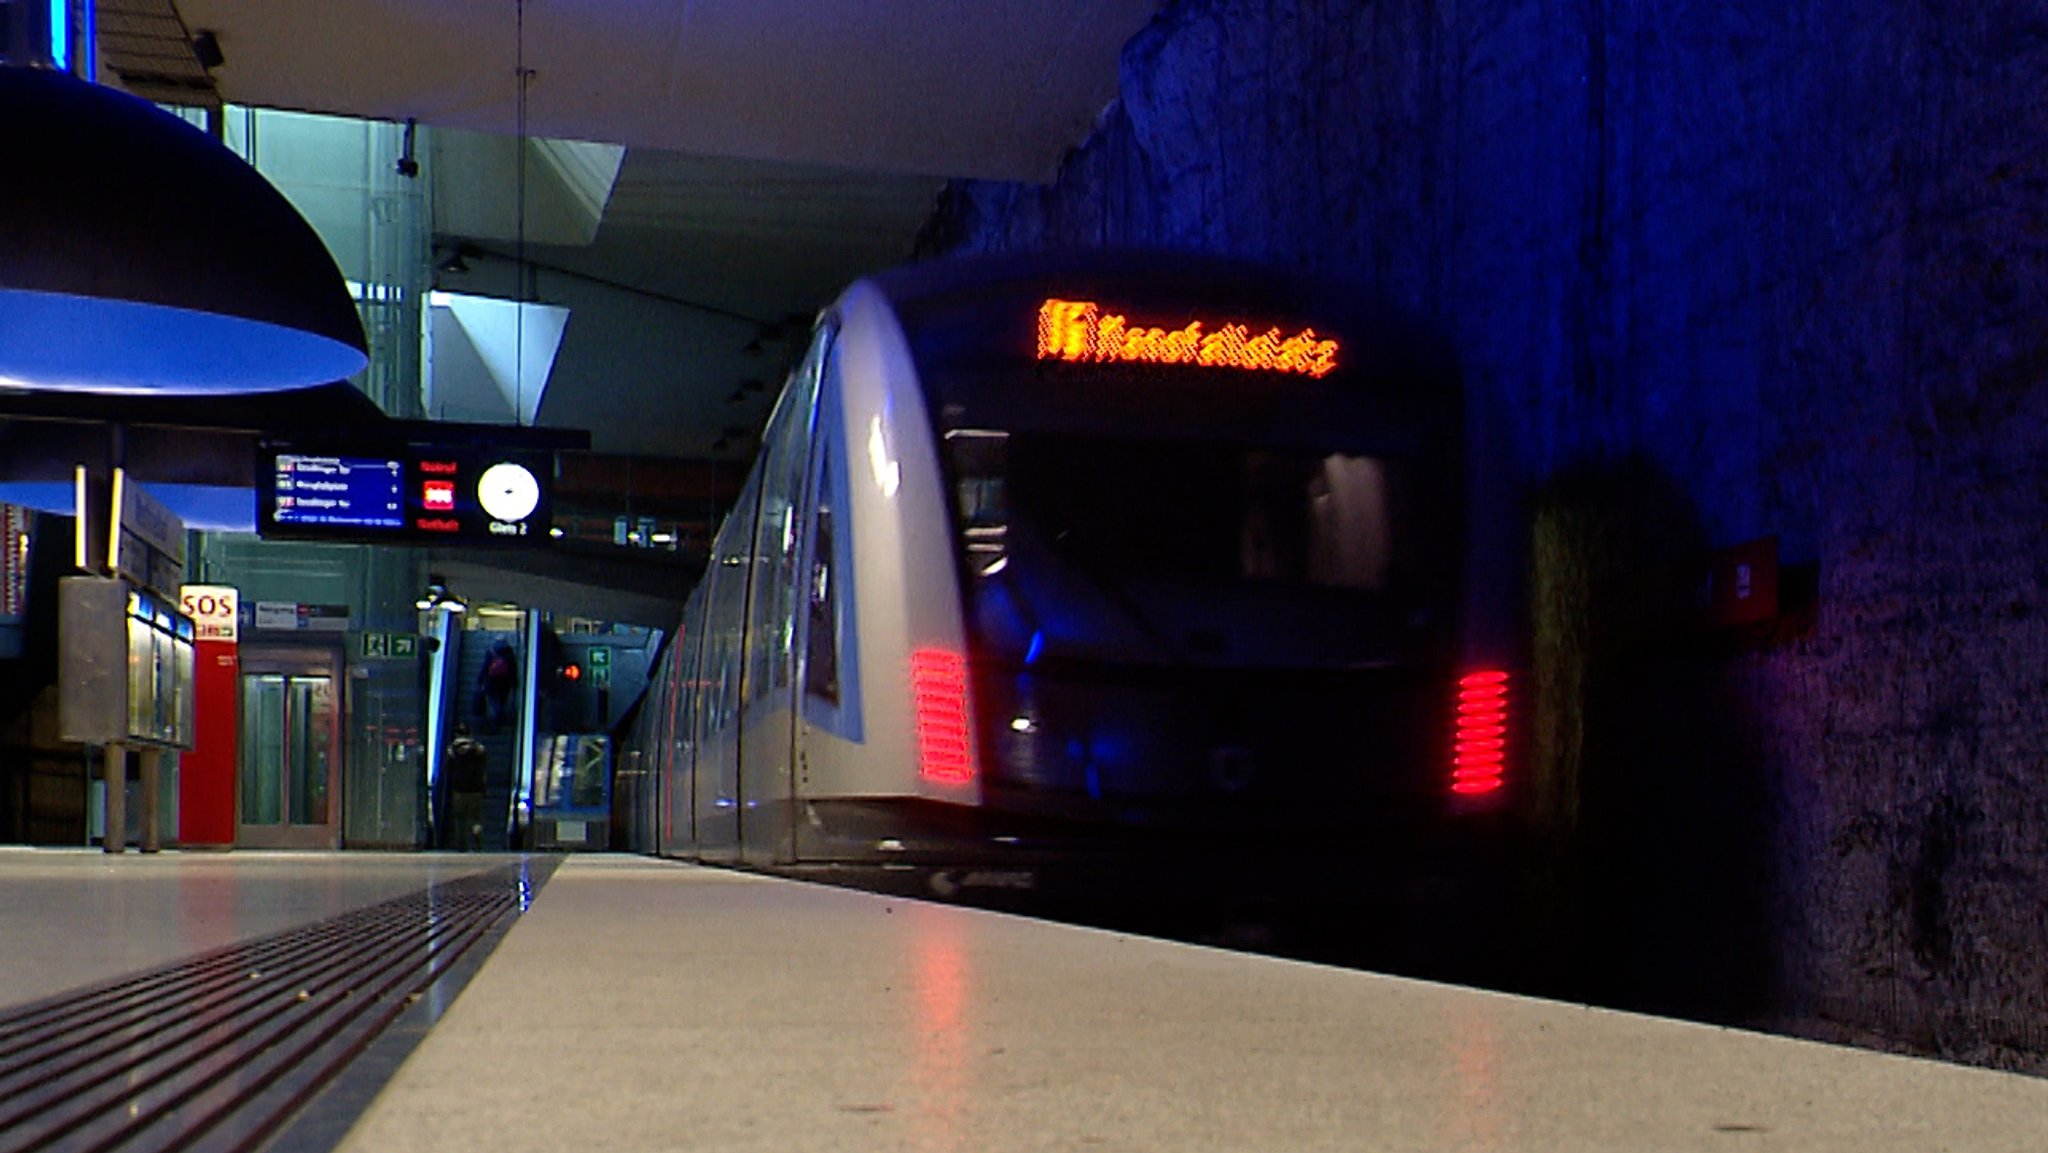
top-left (0, 67), bottom-right (368, 395)
top-left (416, 575), bottom-right (466, 613)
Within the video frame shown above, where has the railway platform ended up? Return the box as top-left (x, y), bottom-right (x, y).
top-left (2, 849), bottom-right (2044, 1152)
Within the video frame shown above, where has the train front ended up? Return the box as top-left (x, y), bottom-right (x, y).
top-left (890, 257), bottom-right (1514, 893)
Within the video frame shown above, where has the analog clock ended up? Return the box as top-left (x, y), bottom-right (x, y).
top-left (476, 461), bottom-right (541, 522)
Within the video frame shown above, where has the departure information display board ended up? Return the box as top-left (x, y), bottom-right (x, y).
top-left (257, 445), bottom-right (553, 545)
top-left (270, 454), bottom-right (405, 530)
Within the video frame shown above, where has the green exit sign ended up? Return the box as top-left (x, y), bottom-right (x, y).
top-left (360, 632), bottom-right (419, 660)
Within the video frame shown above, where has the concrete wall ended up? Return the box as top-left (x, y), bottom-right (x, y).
top-left (922, 0), bottom-right (2048, 1068)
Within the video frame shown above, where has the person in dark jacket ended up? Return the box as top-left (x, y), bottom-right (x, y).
top-left (477, 640), bottom-right (518, 733)
top-left (445, 723), bottom-right (488, 851)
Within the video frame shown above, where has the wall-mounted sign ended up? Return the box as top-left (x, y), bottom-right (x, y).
top-left (1035, 298), bottom-right (1341, 378)
top-left (110, 469), bottom-right (187, 585)
top-left (253, 601), bottom-right (350, 632)
top-left (256, 443), bottom-right (553, 545)
top-left (74, 468), bottom-right (186, 595)
top-left (180, 584), bottom-right (239, 642)
top-left (360, 632), bottom-right (419, 660)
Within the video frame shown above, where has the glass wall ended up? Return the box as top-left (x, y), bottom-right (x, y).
top-left (220, 107), bottom-right (429, 416)
top-left (188, 106), bottom-right (435, 847)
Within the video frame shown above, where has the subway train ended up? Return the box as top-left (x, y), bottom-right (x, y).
top-left (617, 250), bottom-right (1520, 898)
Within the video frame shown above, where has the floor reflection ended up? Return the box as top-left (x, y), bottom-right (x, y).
top-left (908, 904), bottom-right (973, 1153)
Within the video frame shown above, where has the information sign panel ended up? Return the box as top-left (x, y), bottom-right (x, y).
top-left (269, 454), bottom-right (405, 530)
top-left (256, 443), bottom-right (552, 545)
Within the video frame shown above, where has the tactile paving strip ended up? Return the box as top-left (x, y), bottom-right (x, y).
top-left (0, 860), bottom-right (552, 1153)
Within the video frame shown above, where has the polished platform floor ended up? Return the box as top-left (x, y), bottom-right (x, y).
top-left (4, 850), bottom-right (2046, 1152)
top-left (0, 847), bottom-right (510, 1009)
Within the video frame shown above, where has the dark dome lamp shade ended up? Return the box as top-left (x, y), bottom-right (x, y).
top-left (0, 67), bottom-right (368, 395)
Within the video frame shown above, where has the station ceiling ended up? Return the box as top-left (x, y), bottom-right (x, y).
top-left (33, 1), bottom-right (1161, 621)
top-left (150, 0), bottom-right (1162, 462)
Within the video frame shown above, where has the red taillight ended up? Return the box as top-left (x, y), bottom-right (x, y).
top-left (911, 647), bottom-right (977, 785)
top-left (1452, 670), bottom-right (1509, 796)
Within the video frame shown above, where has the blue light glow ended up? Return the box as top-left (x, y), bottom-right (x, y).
top-left (0, 287), bottom-right (368, 394)
top-left (50, 0), bottom-right (70, 72)
top-left (1025, 630), bottom-right (1045, 665)
top-left (0, 481), bottom-right (257, 532)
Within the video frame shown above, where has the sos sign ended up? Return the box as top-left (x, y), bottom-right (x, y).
top-left (180, 585), bottom-right (239, 643)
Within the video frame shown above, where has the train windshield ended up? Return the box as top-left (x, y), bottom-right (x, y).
top-left (897, 274), bottom-right (1461, 668)
top-left (950, 432), bottom-right (1415, 592)
top-left (941, 399), bottom-right (1455, 670)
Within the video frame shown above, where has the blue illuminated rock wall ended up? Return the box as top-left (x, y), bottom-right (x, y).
top-left (923, 0), bottom-right (2048, 1065)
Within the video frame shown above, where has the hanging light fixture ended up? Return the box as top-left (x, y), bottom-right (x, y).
top-left (416, 574), bottom-right (466, 613)
top-left (0, 66), bottom-right (368, 395)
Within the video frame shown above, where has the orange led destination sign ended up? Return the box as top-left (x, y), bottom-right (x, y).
top-left (1036, 298), bottom-right (1340, 378)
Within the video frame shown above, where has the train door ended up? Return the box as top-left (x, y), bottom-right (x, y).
top-left (235, 648), bottom-right (342, 849)
top-left (736, 327), bottom-right (826, 865)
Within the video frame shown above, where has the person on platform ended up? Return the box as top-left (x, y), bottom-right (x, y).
top-left (477, 639), bottom-right (518, 732)
top-left (445, 723), bottom-right (488, 851)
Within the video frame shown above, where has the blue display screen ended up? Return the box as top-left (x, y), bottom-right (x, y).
top-left (269, 454), bottom-right (406, 530)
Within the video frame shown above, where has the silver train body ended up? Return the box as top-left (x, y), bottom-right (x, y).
top-left (619, 252), bottom-right (1518, 886)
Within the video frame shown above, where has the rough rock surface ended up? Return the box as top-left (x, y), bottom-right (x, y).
top-left (920, 0), bottom-right (2048, 1068)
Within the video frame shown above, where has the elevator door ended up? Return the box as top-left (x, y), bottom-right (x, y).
top-left (237, 666), bottom-right (341, 849)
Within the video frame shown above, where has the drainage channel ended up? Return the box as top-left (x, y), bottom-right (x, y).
top-left (0, 858), bottom-right (557, 1153)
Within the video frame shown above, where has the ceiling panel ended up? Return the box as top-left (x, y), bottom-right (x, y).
top-left (79, 1), bottom-right (1160, 490)
top-left (172, 0), bottom-right (1158, 181)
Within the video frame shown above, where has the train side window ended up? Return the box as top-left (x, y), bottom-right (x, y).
top-left (703, 603), bottom-right (733, 737)
top-left (712, 465), bottom-right (763, 728)
top-left (1242, 451), bottom-right (1395, 591)
top-left (746, 330), bottom-right (826, 701)
top-left (955, 477), bottom-right (1005, 525)
top-left (798, 335), bottom-right (863, 739)
top-left (692, 611), bottom-right (714, 740)
top-left (948, 430), bottom-right (1008, 528)
top-left (745, 478), bottom-right (795, 702)
top-left (666, 623), bottom-right (692, 760)
top-left (805, 442), bottom-right (840, 704)
top-left (1303, 454), bottom-right (1393, 590)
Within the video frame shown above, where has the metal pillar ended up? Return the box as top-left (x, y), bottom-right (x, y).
top-left (101, 745), bottom-right (124, 853)
top-left (138, 747), bottom-right (162, 852)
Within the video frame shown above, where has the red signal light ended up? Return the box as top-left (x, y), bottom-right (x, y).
top-left (910, 647), bottom-right (976, 786)
top-left (1452, 670), bottom-right (1509, 796)
top-left (562, 663), bottom-right (582, 682)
